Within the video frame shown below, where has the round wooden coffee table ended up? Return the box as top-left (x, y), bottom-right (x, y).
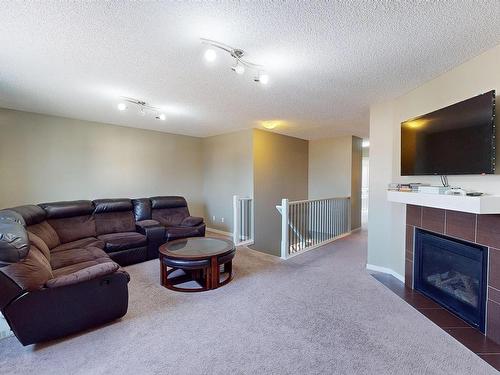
top-left (159, 237), bottom-right (236, 292)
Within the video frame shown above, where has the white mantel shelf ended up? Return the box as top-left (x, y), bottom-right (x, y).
top-left (387, 190), bottom-right (500, 214)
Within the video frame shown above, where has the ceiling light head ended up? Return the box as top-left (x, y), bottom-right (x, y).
top-left (117, 103), bottom-right (127, 111)
top-left (157, 113), bottom-right (166, 121)
top-left (204, 48), bottom-right (217, 62)
top-left (232, 63), bottom-right (245, 75)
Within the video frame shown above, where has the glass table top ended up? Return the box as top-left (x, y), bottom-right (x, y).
top-left (164, 237), bottom-right (234, 258)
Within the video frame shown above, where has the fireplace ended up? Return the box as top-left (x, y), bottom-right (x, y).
top-left (414, 228), bottom-right (488, 331)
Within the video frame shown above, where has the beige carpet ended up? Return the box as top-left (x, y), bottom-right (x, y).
top-left (0, 230), bottom-right (496, 374)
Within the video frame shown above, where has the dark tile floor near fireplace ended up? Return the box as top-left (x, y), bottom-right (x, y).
top-left (372, 272), bottom-right (500, 371)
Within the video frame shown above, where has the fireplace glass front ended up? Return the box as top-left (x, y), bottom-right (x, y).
top-left (414, 229), bottom-right (488, 331)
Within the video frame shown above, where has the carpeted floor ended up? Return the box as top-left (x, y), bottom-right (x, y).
top-left (0, 230), bottom-right (496, 374)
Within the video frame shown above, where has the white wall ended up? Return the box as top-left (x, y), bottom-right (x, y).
top-left (368, 43), bottom-right (500, 277)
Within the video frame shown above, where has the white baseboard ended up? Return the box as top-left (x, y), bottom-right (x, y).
top-left (206, 227), bottom-right (233, 237)
top-left (366, 263), bottom-right (405, 282)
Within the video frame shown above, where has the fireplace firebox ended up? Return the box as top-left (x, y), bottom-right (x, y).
top-left (414, 229), bottom-right (488, 332)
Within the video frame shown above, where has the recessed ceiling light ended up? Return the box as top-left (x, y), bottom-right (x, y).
top-left (117, 103), bottom-right (127, 111)
top-left (262, 121), bottom-right (278, 129)
top-left (204, 49), bottom-right (217, 62)
top-left (158, 113), bottom-right (166, 121)
top-left (259, 73), bottom-right (269, 85)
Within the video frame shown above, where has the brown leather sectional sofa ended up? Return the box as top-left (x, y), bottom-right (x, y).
top-left (0, 196), bottom-right (205, 345)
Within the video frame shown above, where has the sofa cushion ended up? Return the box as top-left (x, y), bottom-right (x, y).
top-left (0, 245), bottom-right (53, 291)
top-left (152, 207), bottom-right (189, 226)
top-left (50, 246), bottom-right (109, 270)
top-left (39, 200), bottom-right (94, 219)
top-left (136, 219), bottom-right (160, 228)
top-left (93, 199), bottom-right (133, 214)
top-left (27, 221), bottom-right (60, 249)
top-left (28, 232), bottom-right (50, 261)
top-left (9, 205), bottom-right (46, 226)
top-left (95, 211), bottom-right (136, 235)
top-left (48, 215), bottom-right (97, 244)
top-left (52, 257), bottom-right (113, 278)
top-left (132, 198), bottom-right (152, 221)
top-left (150, 196), bottom-right (187, 209)
top-left (46, 262), bottom-right (119, 288)
top-left (97, 232), bottom-right (147, 252)
top-left (51, 237), bottom-right (105, 253)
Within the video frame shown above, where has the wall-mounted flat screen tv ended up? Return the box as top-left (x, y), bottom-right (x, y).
top-left (401, 90), bottom-right (496, 176)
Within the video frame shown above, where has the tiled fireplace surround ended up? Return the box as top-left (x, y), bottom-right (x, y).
top-left (406, 204), bottom-right (500, 344)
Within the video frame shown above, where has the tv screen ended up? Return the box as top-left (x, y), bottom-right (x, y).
top-left (401, 90), bottom-right (496, 176)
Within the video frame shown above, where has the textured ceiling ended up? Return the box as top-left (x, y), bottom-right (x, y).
top-left (1, 1), bottom-right (500, 140)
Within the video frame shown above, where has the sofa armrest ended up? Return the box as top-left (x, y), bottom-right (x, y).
top-left (136, 223), bottom-right (166, 260)
top-left (45, 262), bottom-right (119, 288)
top-left (180, 216), bottom-right (204, 227)
top-left (136, 219), bottom-right (160, 228)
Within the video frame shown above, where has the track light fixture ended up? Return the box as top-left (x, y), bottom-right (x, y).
top-left (116, 97), bottom-right (166, 121)
top-left (201, 38), bottom-right (269, 84)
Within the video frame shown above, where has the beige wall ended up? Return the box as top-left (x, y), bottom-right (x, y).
top-left (252, 129), bottom-right (308, 256)
top-left (0, 108), bottom-right (205, 216)
top-left (309, 136), bottom-right (352, 199)
top-left (308, 135), bottom-right (362, 229)
top-left (351, 137), bottom-right (362, 229)
top-left (202, 130), bottom-right (253, 233)
top-left (368, 43), bottom-right (500, 277)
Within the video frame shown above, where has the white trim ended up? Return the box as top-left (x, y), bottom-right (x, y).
top-left (206, 227), bottom-right (233, 237)
top-left (237, 240), bottom-right (254, 247)
top-left (366, 263), bottom-right (405, 282)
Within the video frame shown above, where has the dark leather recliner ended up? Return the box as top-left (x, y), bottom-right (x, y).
top-left (0, 209), bottom-right (129, 346)
top-left (133, 196), bottom-right (205, 244)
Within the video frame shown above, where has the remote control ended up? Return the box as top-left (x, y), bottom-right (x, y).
top-left (466, 192), bottom-right (484, 196)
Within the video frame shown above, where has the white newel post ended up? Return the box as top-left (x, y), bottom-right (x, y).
top-left (232, 195), bottom-right (239, 244)
top-left (280, 198), bottom-right (289, 259)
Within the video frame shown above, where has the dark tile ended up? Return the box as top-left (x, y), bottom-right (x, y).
top-left (445, 327), bottom-right (500, 354)
top-left (489, 286), bottom-right (500, 304)
top-left (477, 215), bottom-right (500, 249)
top-left (371, 272), bottom-right (407, 297)
top-left (406, 205), bottom-right (422, 227)
top-left (478, 354), bottom-right (500, 371)
top-left (406, 225), bottom-right (414, 254)
top-left (403, 290), bottom-right (443, 309)
top-left (489, 248), bottom-right (500, 291)
top-left (421, 207), bottom-right (445, 234)
top-left (487, 300), bottom-right (500, 345)
top-left (405, 259), bottom-right (413, 288)
top-left (445, 210), bottom-right (476, 243)
top-left (418, 308), bottom-right (471, 328)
